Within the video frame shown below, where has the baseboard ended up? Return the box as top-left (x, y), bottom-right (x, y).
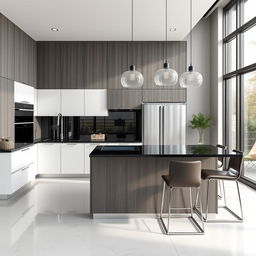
top-left (0, 181), bottom-right (35, 200)
top-left (36, 174), bottom-right (90, 179)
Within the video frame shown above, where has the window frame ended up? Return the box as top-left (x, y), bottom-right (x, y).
top-left (223, 0), bottom-right (256, 188)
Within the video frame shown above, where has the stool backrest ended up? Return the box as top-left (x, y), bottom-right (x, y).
top-left (228, 150), bottom-right (244, 179)
top-left (216, 144), bottom-right (227, 167)
top-left (169, 161), bottom-right (201, 188)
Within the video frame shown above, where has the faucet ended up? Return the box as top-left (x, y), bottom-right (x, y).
top-left (57, 113), bottom-right (63, 141)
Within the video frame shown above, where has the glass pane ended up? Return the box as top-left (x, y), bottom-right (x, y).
top-left (225, 4), bottom-right (236, 35)
top-left (243, 71), bottom-right (256, 182)
top-left (226, 78), bottom-right (237, 149)
top-left (242, 25), bottom-right (256, 67)
top-left (225, 39), bottom-right (236, 73)
top-left (241, 0), bottom-right (256, 24)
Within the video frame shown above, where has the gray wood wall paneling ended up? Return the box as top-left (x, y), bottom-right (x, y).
top-left (0, 14), bottom-right (15, 80)
top-left (37, 41), bottom-right (187, 106)
top-left (107, 89), bottom-right (142, 109)
top-left (0, 77), bottom-right (14, 141)
top-left (86, 41), bottom-right (108, 89)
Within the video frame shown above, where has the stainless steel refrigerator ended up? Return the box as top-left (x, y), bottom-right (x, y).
top-left (142, 103), bottom-right (186, 145)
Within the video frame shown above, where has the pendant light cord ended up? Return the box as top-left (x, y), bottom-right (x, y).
top-left (190, 0), bottom-right (192, 66)
top-left (131, 0), bottom-right (134, 65)
top-left (165, 0), bottom-right (168, 63)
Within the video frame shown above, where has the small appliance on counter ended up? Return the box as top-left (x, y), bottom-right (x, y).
top-left (0, 138), bottom-right (14, 151)
top-left (90, 133), bottom-right (106, 141)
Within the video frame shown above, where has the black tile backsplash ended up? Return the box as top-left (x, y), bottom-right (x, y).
top-left (38, 110), bottom-right (142, 142)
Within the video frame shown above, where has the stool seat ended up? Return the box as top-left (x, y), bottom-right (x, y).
top-left (161, 175), bottom-right (170, 186)
top-left (202, 169), bottom-right (237, 180)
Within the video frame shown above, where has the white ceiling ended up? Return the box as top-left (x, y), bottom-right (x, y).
top-left (0, 0), bottom-right (216, 41)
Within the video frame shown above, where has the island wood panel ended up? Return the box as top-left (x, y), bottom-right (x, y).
top-left (0, 77), bottom-right (14, 141)
top-left (0, 14), bottom-right (15, 80)
top-left (91, 156), bottom-right (217, 214)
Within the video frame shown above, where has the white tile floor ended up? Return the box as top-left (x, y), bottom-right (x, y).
top-left (0, 178), bottom-right (255, 256)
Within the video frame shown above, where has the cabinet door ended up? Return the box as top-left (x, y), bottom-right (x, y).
top-left (61, 144), bottom-right (84, 174)
top-left (14, 81), bottom-right (34, 104)
top-left (0, 78), bottom-right (14, 141)
top-left (0, 14), bottom-right (15, 80)
top-left (61, 89), bottom-right (84, 116)
top-left (107, 89), bottom-right (142, 109)
top-left (142, 89), bottom-right (186, 103)
top-left (84, 89), bottom-right (108, 116)
top-left (37, 90), bottom-right (61, 116)
top-left (84, 144), bottom-right (97, 174)
top-left (37, 144), bottom-right (61, 174)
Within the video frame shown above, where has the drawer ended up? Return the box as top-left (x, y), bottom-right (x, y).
top-left (11, 146), bottom-right (36, 172)
top-left (11, 163), bottom-right (33, 193)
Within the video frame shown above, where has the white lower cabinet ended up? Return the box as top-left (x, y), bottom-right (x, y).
top-left (0, 145), bottom-right (37, 196)
top-left (37, 144), bottom-right (61, 174)
top-left (84, 144), bottom-right (97, 174)
top-left (61, 144), bottom-right (84, 174)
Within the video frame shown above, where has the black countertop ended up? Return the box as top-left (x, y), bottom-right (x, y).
top-left (90, 145), bottom-right (238, 157)
top-left (0, 139), bottom-right (142, 153)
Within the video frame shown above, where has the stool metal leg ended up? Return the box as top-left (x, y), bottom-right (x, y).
top-left (218, 180), bottom-right (223, 199)
top-left (160, 181), bottom-right (166, 218)
top-left (201, 179), bottom-right (243, 223)
top-left (159, 186), bottom-right (204, 235)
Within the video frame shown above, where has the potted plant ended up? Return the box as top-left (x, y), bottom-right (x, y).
top-left (189, 113), bottom-right (212, 144)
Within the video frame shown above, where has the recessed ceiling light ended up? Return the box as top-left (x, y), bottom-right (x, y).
top-left (169, 28), bottom-right (176, 31)
top-left (51, 27), bottom-right (59, 32)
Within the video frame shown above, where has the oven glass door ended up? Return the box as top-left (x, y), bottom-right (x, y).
top-left (15, 123), bottom-right (33, 143)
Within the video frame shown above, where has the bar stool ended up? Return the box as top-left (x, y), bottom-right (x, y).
top-left (199, 149), bottom-right (243, 223)
top-left (159, 161), bottom-right (204, 235)
top-left (216, 144), bottom-right (227, 199)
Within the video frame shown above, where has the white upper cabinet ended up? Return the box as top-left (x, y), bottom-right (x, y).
top-left (37, 89), bottom-right (61, 116)
top-left (37, 89), bottom-right (108, 116)
top-left (84, 89), bottom-right (108, 116)
top-left (14, 82), bottom-right (34, 104)
top-left (61, 90), bottom-right (84, 116)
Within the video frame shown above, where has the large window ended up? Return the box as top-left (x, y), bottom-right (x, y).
top-left (224, 0), bottom-right (256, 186)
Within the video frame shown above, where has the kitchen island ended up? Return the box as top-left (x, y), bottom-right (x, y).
top-left (90, 145), bottom-right (233, 217)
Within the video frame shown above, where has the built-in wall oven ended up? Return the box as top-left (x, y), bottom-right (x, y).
top-left (15, 103), bottom-right (34, 144)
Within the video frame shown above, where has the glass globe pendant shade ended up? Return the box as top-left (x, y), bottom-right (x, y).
top-left (179, 65), bottom-right (203, 88)
top-left (121, 65), bottom-right (144, 88)
top-left (154, 63), bottom-right (178, 87)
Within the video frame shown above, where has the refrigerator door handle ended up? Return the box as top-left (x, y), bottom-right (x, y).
top-left (162, 106), bottom-right (165, 146)
top-left (159, 106), bottom-right (162, 146)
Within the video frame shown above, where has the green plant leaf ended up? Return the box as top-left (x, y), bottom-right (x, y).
top-left (189, 112), bottom-right (212, 130)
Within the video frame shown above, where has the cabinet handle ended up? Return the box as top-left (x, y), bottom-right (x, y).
top-left (11, 162), bottom-right (34, 174)
top-left (66, 143), bottom-right (77, 145)
top-left (21, 147), bottom-right (31, 152)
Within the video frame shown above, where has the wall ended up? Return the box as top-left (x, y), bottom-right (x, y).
top-left (186, 17), bottom-right (211, 144)
top-left (186, 8), bottom-right (223, 145)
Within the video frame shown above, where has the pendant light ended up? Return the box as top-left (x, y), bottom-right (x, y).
top-left (154, 0), bottom-right (178, 87)
top-left (179, 0), bottom-right (203, 88)
top-left (121, 0), bottom-right (144, 88)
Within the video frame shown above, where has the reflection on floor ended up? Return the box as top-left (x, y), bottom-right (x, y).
top-left (244, 161), bottom-right (256, 182)
top-left (0, 178), bottom-right (255, 256)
